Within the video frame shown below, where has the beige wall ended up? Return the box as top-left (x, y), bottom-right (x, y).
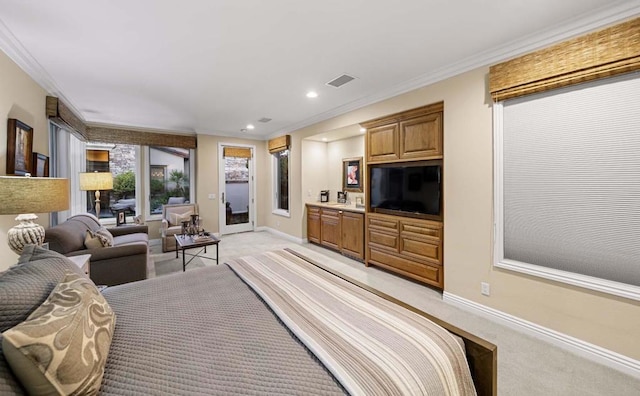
top-left (0, 51), bottom-right (50, 269)
top-left (274, 66), bottom-right (640, 360)
top-left (326, 135), bottom-right (365, 202)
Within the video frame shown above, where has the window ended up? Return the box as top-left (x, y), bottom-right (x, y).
top-left (494, 72), bottom-right (640, 301)
top-left (272, 149), bottom-right (289, 215)
top-left (148, 146), bottom-right (192, 216)
top-left (85, 143), bottom-right (138, 220)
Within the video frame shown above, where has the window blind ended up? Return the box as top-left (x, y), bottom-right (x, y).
top-left (499, 72), bottom-right (640, 291)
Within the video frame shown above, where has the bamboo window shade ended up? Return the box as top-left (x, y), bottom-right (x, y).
top-left (46, 96), bottom-right (197, 149)
top-left (489, 17), bottom-right (640, 102)
top-left (268, 135), bottom-right (290, 153)
top-left (223, 147), bottom-right (252, 158)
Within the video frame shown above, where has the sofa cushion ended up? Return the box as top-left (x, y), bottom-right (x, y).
top-left (2, 272), bottom-right (115, 395)
top-left (93, 227), bottom-right (114, 247)
top-left (113, 233), bottom-right (149, 247)
top-left (169, 211), bottom-right (193, 227)
top-left (84, 231), bottom-right (103, 249)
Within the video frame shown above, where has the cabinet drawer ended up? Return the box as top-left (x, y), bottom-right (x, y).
top-left (400, 220), bottom-right (442, 240)
top-left (368, 229), bottom-right (398, 251)
top-left (368, 248), bottom-right (441, 285)
top-left (400, 235), bottom-right (442, 264)
top-left (307, 205), bottom-right (321, 215)
top-left (367, 215), bottom-right (398, 232)
top-left (321, 208), bottom-right (341, 219)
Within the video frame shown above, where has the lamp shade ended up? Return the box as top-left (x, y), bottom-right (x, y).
top-left (79, 172), bottom-right (113, 191)
top-left (0, 176), bottom-right (70, 215)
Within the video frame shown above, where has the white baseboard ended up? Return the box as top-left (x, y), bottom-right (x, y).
top-left (442, 292), bottom-right (640, 378)
top-left (255, 226), bottom-right (305, 244)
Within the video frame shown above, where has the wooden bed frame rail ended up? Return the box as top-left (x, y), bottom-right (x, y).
top-left (285, 248), bottom-right (497, 396)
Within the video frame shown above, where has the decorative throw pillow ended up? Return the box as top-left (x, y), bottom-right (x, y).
top-left (92, 227), bottom-right (114, 247)
top-left (169, 211), bottom-right (193, 226)
top-left (0, 245), bottom-right (85, 333)
top-left (2, 271), bottom-right (116, 395)
top-left (84, 230), bottom-right (103, 249)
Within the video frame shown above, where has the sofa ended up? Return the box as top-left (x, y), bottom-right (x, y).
top-left (44, 213), bottom-right (150, 286)
top-left (160, 203), bottom-right (198, 252)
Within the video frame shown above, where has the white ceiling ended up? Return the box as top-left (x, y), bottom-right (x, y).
top-left (0, 1), bottom-right (639, 140)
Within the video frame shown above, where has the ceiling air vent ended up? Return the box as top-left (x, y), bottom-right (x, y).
top-left (326, 74), bottom-right (356, 88)
top-left (258, 117), bottom-right (272, 123)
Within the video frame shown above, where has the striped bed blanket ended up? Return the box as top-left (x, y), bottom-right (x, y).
top-left (227, 250), bottom-right (477, 396)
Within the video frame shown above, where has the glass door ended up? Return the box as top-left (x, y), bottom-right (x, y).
top-left (219, 145), bottom-right (254, 234)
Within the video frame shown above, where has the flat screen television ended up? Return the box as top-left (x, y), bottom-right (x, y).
top-left (369, 161), bottom-right (441, 220)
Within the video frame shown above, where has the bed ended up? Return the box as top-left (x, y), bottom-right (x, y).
top-left (0, 245), bottom-right (496, 395)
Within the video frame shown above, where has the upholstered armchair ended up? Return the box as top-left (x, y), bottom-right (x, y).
top-left (161, 203), bottom-right (198, 252)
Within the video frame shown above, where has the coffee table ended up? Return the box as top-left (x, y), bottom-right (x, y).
top-left (174, 234), bottom-right (220, 271)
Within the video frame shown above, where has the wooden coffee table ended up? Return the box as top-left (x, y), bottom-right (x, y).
top-left (174, 234), bottom-right (220, 271)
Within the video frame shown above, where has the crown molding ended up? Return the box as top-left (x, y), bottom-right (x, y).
top-left (2, 4), bottom-right (639, 140)
top-left (270, 2), bottom-right (640, 138)
top-left (0, 17), bottom-right (85, 120)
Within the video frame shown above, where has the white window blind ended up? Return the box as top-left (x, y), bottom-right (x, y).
top-left (495, 72), bottom-right (640, 300)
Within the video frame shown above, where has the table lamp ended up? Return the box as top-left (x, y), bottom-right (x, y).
top-left (79, 171), bottom-right (113, 217)
top-left (0, 176), bottom-right (70, 254)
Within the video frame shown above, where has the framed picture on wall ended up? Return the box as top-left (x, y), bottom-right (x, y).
top-left (32, 152), bottom-right (49, 177)
top-left (6, 118), bottom-right (33, 175)
top-left (342, 157), bottom-right (363, 192)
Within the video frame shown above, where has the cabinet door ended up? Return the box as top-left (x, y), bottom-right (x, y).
top-left (320, 209), bottom-right (341, 251)
top-left (341, 211), bottom-right (364, 260)
top-left (307, 205), bottom-right (321, 244)
top-left (367, 123), bottom-right (399, 163)
top-left (399, 112), bottom-right (442, 160)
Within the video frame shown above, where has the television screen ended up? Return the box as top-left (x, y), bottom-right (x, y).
top-left (369, 163), bottom-right (441, 217)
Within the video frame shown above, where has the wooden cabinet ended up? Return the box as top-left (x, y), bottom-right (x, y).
top-left (306, 204), bottom-right (365, 261)
top-left (320, 208), bottom-right (342, 251)
top-left (362, 102), bottom-right (443, 164)
top-left (341, 211), bottom-right (365, 260)
top-left (307, 205), bottom-right (321, 244)
top-left (367, 124), bottom-right (399, 162)
top-left (362, 101), bottom-right (445, 289)
top-left (367, 212), bottom-right (443, 288)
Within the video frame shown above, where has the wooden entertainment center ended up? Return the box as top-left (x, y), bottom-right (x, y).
top-left (362, 101), bottom-right (444, 289)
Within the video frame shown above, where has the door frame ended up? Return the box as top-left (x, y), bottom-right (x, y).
top-left (218, 142), bottom-right (256, 235)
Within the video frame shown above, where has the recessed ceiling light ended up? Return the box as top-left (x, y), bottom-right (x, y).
top-left (306, 91), bottom-right (318, 98)
top-left (240, 128), bottom-right (247, 133)
top-left (246, 124), bottom-right (255, 130)
top-left (322, 137), bottom-right (328, 142)
top-left (359, 127), bottom-right (366, 133)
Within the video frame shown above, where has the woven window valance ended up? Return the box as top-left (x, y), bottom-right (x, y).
top-left (268, 135), bottom-right (290, 154)
top-left (489, 17), bottom-right (640, 102)
top-left (223, 147), bottom-right (252, 158)
top-left (46, 96), bottom-right (197, 149)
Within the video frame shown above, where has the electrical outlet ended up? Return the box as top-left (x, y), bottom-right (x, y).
top-left (208, 193), bottom-right (216, 199)
top-left (481, 282), bottom-right (490, 296)
top-left (276, 221), bottom-right (280, 227)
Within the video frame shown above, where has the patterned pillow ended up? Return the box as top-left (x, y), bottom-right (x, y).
top-left (2, 272), bottom-right (116, 395)
top-left (84, 230), bottom-right (103, 249)
top-left (169, 211), bottom-right (193, 226)
top-left (92, 227), bottom-right (114, 247)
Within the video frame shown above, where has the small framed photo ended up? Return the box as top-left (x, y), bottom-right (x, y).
top-left (116, 209), bottom-right (127, 226)
top-left (6, 119), bottom-right (33, 176)
top-left (337, 191), bottom-right (347, 203)
top-left (32, 152), bottom-right (49, 177)
top-left (342, 157), bottom-right (363, 193)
